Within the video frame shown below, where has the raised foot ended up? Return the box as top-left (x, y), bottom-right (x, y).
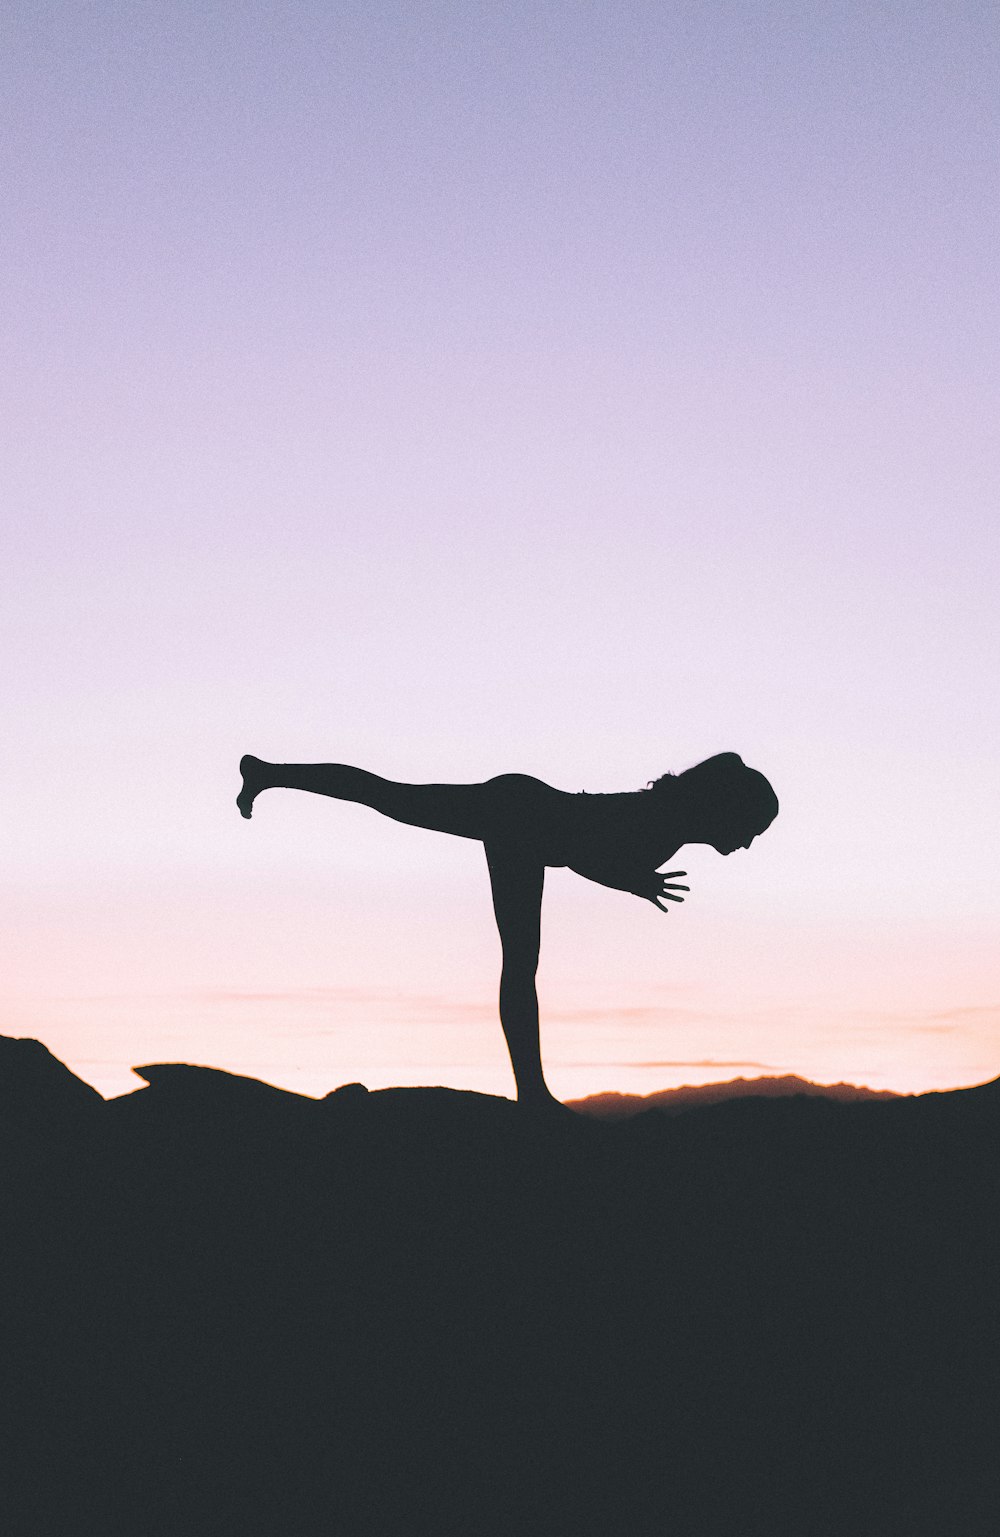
top-left (237, 754), bottom-right (268, 819)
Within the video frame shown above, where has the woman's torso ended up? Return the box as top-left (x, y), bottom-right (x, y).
top-left (486, 775), bottom-right (679, 870)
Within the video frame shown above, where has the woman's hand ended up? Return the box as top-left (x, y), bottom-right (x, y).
top-left (640, 869), bottom-right (689, 912)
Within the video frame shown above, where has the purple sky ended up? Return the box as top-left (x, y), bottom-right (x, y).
top-left (4, 2), bottom-right (998, 1099)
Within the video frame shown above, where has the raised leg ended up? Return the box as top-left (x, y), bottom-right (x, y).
top-left (237, 755), bottom-right (490, 839)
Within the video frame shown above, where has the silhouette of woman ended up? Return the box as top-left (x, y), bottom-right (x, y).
top-left (236, 753), bottom-right (778, 1111)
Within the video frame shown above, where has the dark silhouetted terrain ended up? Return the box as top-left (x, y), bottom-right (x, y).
top-left (2, 1035), bottom-right (998, 1535)
top-left (567, 1072), bottom-right (901, 1119)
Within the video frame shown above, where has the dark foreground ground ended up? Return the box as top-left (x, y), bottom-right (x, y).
top-left (2, 1037), bottom-right (998, 1536)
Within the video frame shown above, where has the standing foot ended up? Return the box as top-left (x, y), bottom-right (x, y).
top-left (516, 1087), bottom-right (578, 1120)
top-left (237, 755), bottom-right (271, 819)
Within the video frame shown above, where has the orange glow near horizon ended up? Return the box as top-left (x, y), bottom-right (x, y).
top-left (6, 865), bottom-right (997, 1103)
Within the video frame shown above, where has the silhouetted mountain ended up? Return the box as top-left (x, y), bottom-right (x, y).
top-left (0, 1033), bottom-right (103, 1129)
top-left (567, 1072), bottom-right (901, 1119)
top-left (2, 1035), bottom-right (999, 1536)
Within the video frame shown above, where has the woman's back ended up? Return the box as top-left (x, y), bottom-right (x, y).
top-left (520, 782), bottom-right (666, 871)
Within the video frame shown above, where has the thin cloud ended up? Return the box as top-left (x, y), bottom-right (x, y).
top-left (846, 1003), bottom-right (1000, 1033)
top-left (201, 987), bottom-right (501, 1021)
top-left (567, 1059), bottom-right (782, 1071)
top-left (119, 990), bottom-right (730, 1026)
top-left (61, 987), bottom-right (724, 1016)
top-left (925, 1004), bottom-right (1000, 1021)
top-left (67, 986), bottom-right (457, 1009)
top-left (201, 988), bottom-right (393, 1005)
top-left (55, 986), bottom-right (385, 1005)
top-left (543, 1005), bottom-right (725, 1023)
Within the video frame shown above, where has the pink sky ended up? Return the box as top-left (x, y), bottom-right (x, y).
top-left (3, 2), bottom-right (998, 1099)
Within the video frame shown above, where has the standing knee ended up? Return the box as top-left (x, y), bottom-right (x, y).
top-left (500, 960), bottom-right (539, 1001)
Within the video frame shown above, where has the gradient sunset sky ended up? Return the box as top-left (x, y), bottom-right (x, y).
top-left (4, 2), bottom-right (998, 1100)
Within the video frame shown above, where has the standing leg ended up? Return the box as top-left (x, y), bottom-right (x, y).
top-left (485, 843), bottom-right (559, 1108)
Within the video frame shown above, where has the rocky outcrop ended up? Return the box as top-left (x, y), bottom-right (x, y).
top-left (0, 1033), bottom-right (103, 1129)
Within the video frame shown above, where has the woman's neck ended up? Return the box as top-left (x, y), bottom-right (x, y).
top-left (640, 786), bottom-right (694, 857)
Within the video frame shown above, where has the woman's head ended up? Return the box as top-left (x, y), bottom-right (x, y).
top-left (649, 752), bottom-right (778, 854)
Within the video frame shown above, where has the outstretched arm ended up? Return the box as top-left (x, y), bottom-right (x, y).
top-left (568, 859), bottom-right (689, 913)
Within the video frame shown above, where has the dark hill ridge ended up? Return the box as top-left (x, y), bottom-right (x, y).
top-left (567, 1071), bottom-right (902, 1119)
top-left (2, 1036), bottom-right (999, 1536)
top-left (0, 1032), bottom-right (104, 1125)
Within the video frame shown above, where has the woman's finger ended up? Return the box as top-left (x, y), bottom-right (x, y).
top-left (660, 891), bottom-right (685, 902)
top-left (661, 870), bottom-right (687, 879)
top-left (662, 882), bottom-right (690, 892)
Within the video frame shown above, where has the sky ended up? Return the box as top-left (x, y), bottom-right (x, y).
top-left (3, 1), bottom-right (998, 1101)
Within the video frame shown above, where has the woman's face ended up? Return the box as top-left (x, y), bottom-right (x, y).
top-left (708, 800), bottom-right (772, 855)
top-left (673, 765), bottom-right (778, 855)
top-left (712, 829), bottom-right (757, 855)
